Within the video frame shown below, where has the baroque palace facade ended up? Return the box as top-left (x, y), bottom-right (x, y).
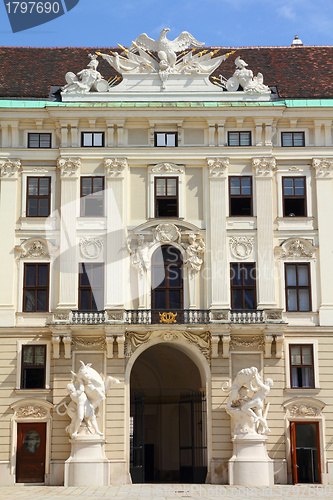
top-left (1, 31), bottom-right (333, 486)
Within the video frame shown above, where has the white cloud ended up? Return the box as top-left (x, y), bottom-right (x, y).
top-left (277, 5), bottom-right (296, 19)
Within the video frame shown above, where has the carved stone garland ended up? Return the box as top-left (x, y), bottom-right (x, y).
top-left (79, 237), bottom-right (103, 259)
top-left (275, 238), bottom-right (317, 260)
top-left (16, 405), bottom-right (48, 418)
top-left (229, 237), bottom-right (254, 259)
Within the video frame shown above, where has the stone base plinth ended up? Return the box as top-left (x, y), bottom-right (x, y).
top-left (228, 434), bottom-right (274, 487)
top-left (64, 436), bottom-right (110, 486)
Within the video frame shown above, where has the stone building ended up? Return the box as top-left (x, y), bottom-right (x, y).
top-left (0, 32), bottom-right (333, 486)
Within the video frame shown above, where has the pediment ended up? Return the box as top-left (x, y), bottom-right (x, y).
top-left (275, 238), bottom-right (317, 260)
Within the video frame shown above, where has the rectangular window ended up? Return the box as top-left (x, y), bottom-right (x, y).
top-left (154, 132), bottom-right (178, 147)
top-left (23, 264), bottom-right (49, 312)
top-left (81, 132), bottom-right (104, 147)
top-left (285, 263), bottom-right (311, 312)
top-left (283, 177), bottom-right (306, 217)
top-left (80, 176), bottom-right (104, 217)
top-left (21, 345), bottom-right (46, 389)
top-left (290, 344), bottom-right (314, 388)
top-left (155, 177), bottom-right (178, 217)
top-left (26, 177), bottom-right (51, 217)
top-left (79, 263), bottom-right (104, 311)
top-left (28, 133), bottom-right (51, 148)
top-left (282, 132), bottom-right (305, 147)
top-left (228, 131), bottom-right (251, 146)
top-left (230, 263), bottom-right (256, 309)
top-left (229, 176), bottom-right (253, 216)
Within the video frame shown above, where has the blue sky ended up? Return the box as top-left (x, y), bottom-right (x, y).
top-left (1, 0), bottom-right (333, 48)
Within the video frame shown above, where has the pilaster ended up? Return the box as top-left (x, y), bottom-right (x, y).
top-left (207, 158), bottom-right (229, 308)
top-left (312, 158), bottom-right (333, 325)
top-left (252, 157), bottom-right (277, 308)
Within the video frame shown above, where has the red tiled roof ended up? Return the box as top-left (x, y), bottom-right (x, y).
top-left (0, 46), bottom-right (333, 99)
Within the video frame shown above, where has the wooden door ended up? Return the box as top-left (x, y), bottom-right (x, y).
top-left (290, 421), bottom-right (321, 484)
top-left (16, 422), bottom-right (46, 483)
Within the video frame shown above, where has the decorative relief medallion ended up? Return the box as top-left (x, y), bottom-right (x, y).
top-left (289, 405), bottom-right (319, 417)
top-left (151, 162), bottom-right (184, 174)
top-left (72, 336), bottom-right (106, 349)
top-left (312, 158), bottom-right (333, 178)
top-left (104, 158), bottom-right (128, 177)
top-left (275, 238), bottom-right (317, 260)
top-left (0, 159), bottom-right (21, 179)
top-left (16, 405), bottom-right (48, 419)
top-left (125, 330), bottom-right (210, 359)
top-left (154, 223), bottom-right (181, 243)
top-left (15, 238), bottom-right (57, 260)
top-left (79, 237), bottom-right (103, 259)
top-left (252, 157), bottom-right (276, 176)
top-left (57, 157), bottom-right (81, 178)
top-left (207, 157), bottom-right (229, 177)
top-left (229, 237), bottom-right (254, 260)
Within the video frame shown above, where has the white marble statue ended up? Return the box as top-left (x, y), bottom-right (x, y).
top-left (57, 360), bottom-right (120, 438)
top-left (185, 233), bottom-right (205, 275)
top-left (225, 56), bottom-right (270, 94)
top-left (62, 54), bottom-right (108, 94)
top-left (126, 234), bottom-right (151, 276)
top-left (98, 29), bottom-right (232, 89)
top-left (224, 367), bottom-right (273, 436)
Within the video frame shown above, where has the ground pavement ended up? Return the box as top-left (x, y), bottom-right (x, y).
top-left (0, 484), bottom-right (332, 500)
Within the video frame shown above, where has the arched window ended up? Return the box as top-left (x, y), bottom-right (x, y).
top-left (151, 245), bottom-right (183, 310)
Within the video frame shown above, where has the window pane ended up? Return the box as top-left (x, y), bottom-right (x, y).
top-left (80, 289), bottom-right (91, 309)
top-left (156, 178), bottom-right (166, 196)
top-left (298, 265), bottom-right (309, 286)
top-left (230, 177), bottom-right (240, 195)
top-left (28, 178), bottom-right (39, 195)
top-left (81, 178), bottom-right (92, 196)
top-left (228, 133), bottom-right (239, 146)
top-left (283, 178), bottom-right (294, 196)
top-left (302, 367), bottom-right (314, 387)
top-left (92, 265), bottom-right (104, 286)
top-left (282, 133), bottom-right (293, 146)
top-left (83, 133), bottom-right (93, 146)
top-left (38, 198), bottom-right (49, 217)
top-left (80, 264), bottom-right (90, 286)
top-left (156, 133), bottom-right (165, 147)
top-left (34, 346), bottom-right (46, 365)
top-left (294, 178), bottom-right (305, 195)
top-left (153, 267), bottom-right (165, 288)
top-left (231, 265), bottom-right (242, 286)
top-left (243, 265), bottom-right (254, 285)
top-left (291, 346), bottom-right (301, 365)
top-left (93, 178), bottom-right (103, 193)
top-left (25, 265), bottom-right (36, 286)
top-left (22, 368), bottom-right (45, 389)
top-left (166, 134), bottom-right (176, 147)
top-left (93, 133), bottom-right (103, 147)
top-left (36, 290), bottom-right (47, 311)
top-left (37, 265), bottom-right (48, 286)
top-left (294, 133), bottom-right (304, 146)
top-left (240, 132), bottom-right (251, 146)
top-left (163, 246), bottom-right (180, 263)
top-left (84, 197), bottom-right (104, 216)
top-left (39, 134), bottom-right (51, 147)
top-left (169, 290), bottom-right (181, 308)
top-left (167, 178), bottom-right (177, 196)
top-left (39, 178), bottom-right (50, 195)
top-left (154, 290), bottom-right (166, 309)
top-left (241, 177), bottom-right (251, 195)
top-left (27, 199), bottom-right (38, 217)
top-left (299, 289), bottom-right (310, 311)
top-left (24, 290), bottom-right (36, 311)
top-left (286, 265), bottom-right (297, 286)
top-left (168, 266), bottom-right (181, 286)
top-left (28, 134), bottom-right (40, 147)
top-left (244, 290), bottom-right (255, 309)
top-left (287, 289), bottom-right (298, 311)
top-left (22, 346), bottom-right (34, 365)
top-left (232, 289), bottom-right (243, 309)
top-left (302, 346), bottom-right (313, 365)
top-left (92, 289), bottom-right (103, 310)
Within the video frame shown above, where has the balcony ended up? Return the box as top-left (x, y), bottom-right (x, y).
top-left (61, 308), bottom-right (281, 325)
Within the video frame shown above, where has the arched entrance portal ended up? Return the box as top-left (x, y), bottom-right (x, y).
top-left (130, 344), bottom-right (207, 483)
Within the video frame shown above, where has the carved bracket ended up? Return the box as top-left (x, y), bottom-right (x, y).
top-left (57, 157), bottom-right (81, 178)
top-left (312, 158), bottom-right (333, 178)
top-left (207, 157), bottom-right (229, 178)
top-left (252, 157), bottom-right (276, 176)
top-left (104, 157), bottom-right (128, 178)
top-left (0, 158), bottom-right (21, 179)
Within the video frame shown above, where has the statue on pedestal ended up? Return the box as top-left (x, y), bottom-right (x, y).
top-left (224, 366), bottom-right (273, 436)
top-left (57, 360), bottom-right (120, 438)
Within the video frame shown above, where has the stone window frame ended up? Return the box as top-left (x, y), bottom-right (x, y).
top-left (284, 338), bottom-right (320, 391)
top-left (289, 343), bottom-right (315, 389)
top-left (285, 262), bottom-right (312, 312)
top-left (228, 175), bottom-right (253, 217)
top-left (276, 169), bottom-right (312, 221)
top-left (21, 171), bottom-right (56, 219)
top-left (81, 131), bottom-right (105, 147)
top-left (281, 131), bottom-right (305, 147)
top-left (27, 132), bottom-right (52, 149)
top-left (282, 176), bottom-right (307, 217)
top-left (23, 262), bottom-right (50, 313)
top-left (148, 163), bottom-right (185, 219)
top-left (80, 175), bottom-right (105, 217)
top-left (230, 262), bottom-right (257, 310)
top-left (16, 340), bottom-right (51, 391)
top-left (154, 131), bottom-right (178, 147)
top-left (227, 131), bottom-right (252, 147)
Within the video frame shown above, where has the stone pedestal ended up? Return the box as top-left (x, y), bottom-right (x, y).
top-left (64, 436), bottom-right (110, 486)
top-left (228, 434), bottom-right (274, 487)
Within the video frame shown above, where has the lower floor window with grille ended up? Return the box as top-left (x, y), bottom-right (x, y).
top-left (230, 263), bottom-right (256, 309)
top-left (79, 263), bottom-right (104, 310)
top-left (21, 344), bottom-right (46, 389)
top-left (290, 344), bottom-right (314, 388)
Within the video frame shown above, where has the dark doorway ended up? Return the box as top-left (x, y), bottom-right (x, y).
top-left (130, 345), bottom-right (207, 483)
top-left (291, 422), bottom-right (321, 483)
top-left (16, 422), bottom-right (46, 483)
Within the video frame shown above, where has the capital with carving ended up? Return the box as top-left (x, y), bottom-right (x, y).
top-left (104, 157), bottom-right (128, 178)
top-left (312, 158), bottom-right (333, 178)
top-left (252, 157), bottom-right (276, 177)
top-left (207, 157), bottom-right (229, 178)
top-left (0, 158), bottom-right (21, 179)
top-left (57, 157), bottom-right (80, 178)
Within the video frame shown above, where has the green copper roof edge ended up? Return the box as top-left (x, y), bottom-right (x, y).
top-left (0, 99), bottom-right (333, 108)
